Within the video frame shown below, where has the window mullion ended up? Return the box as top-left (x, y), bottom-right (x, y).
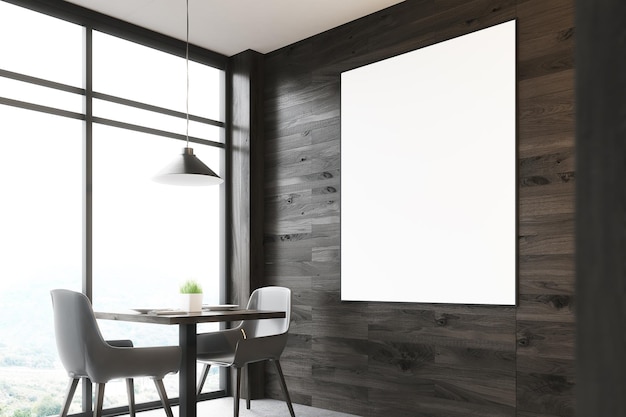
top-left (82, 24), bottom-right (94, 414)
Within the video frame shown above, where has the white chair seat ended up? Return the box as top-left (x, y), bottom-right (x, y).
top-left (50, 289), bottom-right (180, 417)
top-left (196, 286), bottom-right (295, 417)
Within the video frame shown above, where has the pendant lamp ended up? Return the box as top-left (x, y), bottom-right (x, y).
top-left (153, 0), bottom-right (223, 186)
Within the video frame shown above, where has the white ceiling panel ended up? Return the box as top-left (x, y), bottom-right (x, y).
top-left (64, 0), bottom-right (405, 56)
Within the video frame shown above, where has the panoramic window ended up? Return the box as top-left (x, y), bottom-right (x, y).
top-left (0, 1), bottom-right (226, 415)
top-left (91, 127), bottom-right (223, 405)
top-left (0, 105), bottom-right (83, 417)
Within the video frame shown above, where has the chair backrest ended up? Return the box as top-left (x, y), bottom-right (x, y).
top-left (241, 286), bottom-right (291, 338)
top-left (50, 289), bottom-right (108, 378)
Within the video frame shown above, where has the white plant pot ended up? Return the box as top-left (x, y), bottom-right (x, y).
top-left (180, 293), bottom-right (203, 312)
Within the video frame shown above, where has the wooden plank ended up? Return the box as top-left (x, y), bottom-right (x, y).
top-left (311, 184), bottom-right (340, 204)
top-left (516, 294), bottom-right (575, 323)
top-left (264, 261), bottom-right (320, 278)
top-left (518, 26), bottom-right (574, 62)
top-left (264, 242), bottom-right (312, 262)
top-left (308, 0), bottom-right (436, 78)
top-left (263, 40), bottom-right (313, 98)
top-left (518, 68), bottom-right (574, 101)
top-left (262, 274), bottom-right (313, 337)
top-left (519, 119), bottom-right (574, 150)
top-left (274, 334), bottom-right (313, 380)
top-left (310, 380), bottom-right (370, 417)
top-left (368, 304), bottom-right (516, 351)
top-left (311, 337), bottom-right (369, 385)
top-left (433, 367), bottom-right (515, 407)
top-left (517, 355), bottom-right (575, 378)
top-left (436, 345), bottom-right (515, 371)
top-left (519, 94), bottom-right (575, 143)
top-left (264, 129), bottom-right (313, 155)
top-left (367, 306), bottom-right (437, 344)
top-left (312, 246), bottom-right (339, 262)
top-left (265, 200), bottom-right (339, 226)
top-left (518, 48), bottom-right (574, 81)
top-left (311, 218), bottom-right (341, 263)
top-left (517, 0), bottom-right (574, 41)
top-left (516, 371), bottom-right (575, 416)
top-left (517, 353), bottom-right (575, 416)
top-left (288, 303), bottom-right (313, 337)
top-left (432, 0), bottom-right (516, 43)
top-left (518, 131), bottom-right (575, 160)
top-left (265, 372), bottom-right (313, 406)
top-left (312, 304), bottom-right (369, 340)
top-left (433, 347), bottom-right (516, 407)
top-left (518, 254), bottom-right (575, 295)
top-left (264, 120), bottom-right (338, 158)
top-left (519, 182), bottom-right (575, 217)
top-left (517, 411), bottom-right (571, 417)
top-left (264, 168), bottom-right (339, 193)
top-left (366, 339), bottom-right (437, 391)
top-left (265, 88), bottom-right (340, 139)
top-left (518, 213), bottom-right (574, 255)
top-left (265, 141), bottom-right (340, 181)
top-left (516, 321), bottom-right (575, 360)
top-left (519, 90), bottom-right (575, 140)
top-left (519, 150), bottom-right (575, 186)
top-left (368, 389), bottom-right (515, 417)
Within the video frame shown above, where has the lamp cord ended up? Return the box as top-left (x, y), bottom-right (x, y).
top-left (185, 0), bottom-right (190, 147)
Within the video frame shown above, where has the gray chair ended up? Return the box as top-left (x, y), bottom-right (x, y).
top-left (50, 289), bottom-right (181, 417)
top-left (196, 286), bottom-right (295, 417)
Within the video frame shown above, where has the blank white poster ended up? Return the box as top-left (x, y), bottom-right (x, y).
top-left (340, 20), bottom-right (516, 305)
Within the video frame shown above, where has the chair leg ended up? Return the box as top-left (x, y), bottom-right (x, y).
top-left (93, 383), bottom-right (106, 417)
top-left (59, 378), bottom-right (79, 417)
top-left (153, 378), bottom-right (174, 417)
top-left (246, 363), bottom-right (251, 410)
top-left (197, 363), bottom-right (211, 395)
top-left (126, 378), bottom-right (136, 417)
top-left (234, 367), bottom-right (241, 417)
top-left (273, 360), bottom-right (296, 417)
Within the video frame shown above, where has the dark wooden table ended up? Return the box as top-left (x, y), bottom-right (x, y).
top-left (95, 309), bottom-right (286, 417)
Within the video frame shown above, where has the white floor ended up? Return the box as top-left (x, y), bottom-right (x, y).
top-left (139, 398), bottom-right (361, 417)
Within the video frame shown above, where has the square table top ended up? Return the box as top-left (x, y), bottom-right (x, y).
top-left (95, 309), bottom-right (285, 325)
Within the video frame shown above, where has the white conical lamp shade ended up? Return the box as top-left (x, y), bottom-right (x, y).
top-left (153, 147), bottom-right (223, 186)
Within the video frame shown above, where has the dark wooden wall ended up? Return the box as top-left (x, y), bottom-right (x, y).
top-left (575, 0), bottom-right (626, 415)
top-left (227, 49), bottom-right (266, 398)
top-left (259, 0), bottom-right (575, 416)
top-left (228, 49), bottom-right (265, 315)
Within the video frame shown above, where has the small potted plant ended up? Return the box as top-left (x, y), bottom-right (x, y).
top-left (179, 279), bottom-right (203, 312)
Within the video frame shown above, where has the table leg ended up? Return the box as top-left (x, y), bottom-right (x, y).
top-left (179, 323), bottom-right (197, 417)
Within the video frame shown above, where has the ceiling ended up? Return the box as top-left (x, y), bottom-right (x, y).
top-left (63, 0), bottom-right (405, 57)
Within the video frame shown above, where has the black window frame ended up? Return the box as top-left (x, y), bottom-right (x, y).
top-left (0, 0), bottom-right (230, 415)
